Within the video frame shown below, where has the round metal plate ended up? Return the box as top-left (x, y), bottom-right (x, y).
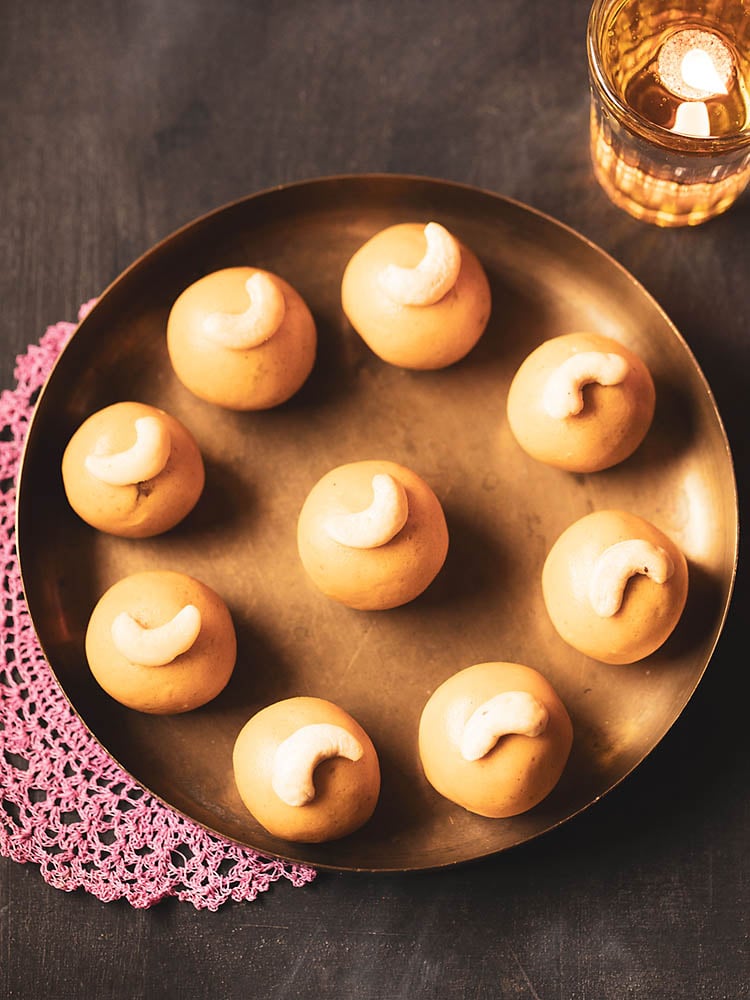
top-left (16, 175), bottom-right (738, 872)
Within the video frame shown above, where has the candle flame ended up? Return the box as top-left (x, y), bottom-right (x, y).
top-left (672, 101), bottom-right (711, 138)
top-left (680, 48), bottom-right (728, 98)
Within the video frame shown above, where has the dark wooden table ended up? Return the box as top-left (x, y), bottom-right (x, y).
top-left (2, 2), bottom-right (748, 997)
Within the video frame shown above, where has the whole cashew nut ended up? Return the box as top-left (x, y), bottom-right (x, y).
top-left (202, 272), bottom-right (286, 350)
top-left (85, 416), bottom-right (171, 486)
top-left (588, 538), bottom-right (675, 618)
top-left (272, 723), bottom-right (364, 807)
top-left (542, 351), bottom-right (630, 419)
top-left (378, 222), bottom-right (462, 306)
top-left (110, 604), bottom-right (202, 667)
top-left (458, 691), bottom-right (549, 762)
top-left (324, 473), bottom-right (409, 549)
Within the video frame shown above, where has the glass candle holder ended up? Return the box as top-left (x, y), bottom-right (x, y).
top-left (587, 0), bottom-right (750, 226)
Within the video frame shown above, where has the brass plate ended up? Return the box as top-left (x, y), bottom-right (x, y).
top-left (16, 175), bottom-right (738, 873)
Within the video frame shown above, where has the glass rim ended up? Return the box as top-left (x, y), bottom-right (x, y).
top-left (586, 0), bottom-right (750, 152)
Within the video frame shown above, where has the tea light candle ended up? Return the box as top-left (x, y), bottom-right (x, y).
top-left (657, 28), bottom-right (733, 101)
top-left (587, 0), bottom-right (750, 226)
top-left (658, 29), bottom-right (735, 138)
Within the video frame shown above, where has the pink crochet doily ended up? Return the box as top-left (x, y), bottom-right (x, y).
top-left (0, 302), bottom-right (316, 909)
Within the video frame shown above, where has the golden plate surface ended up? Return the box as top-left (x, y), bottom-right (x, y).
top-left (16, 175), bottom-right (738, 872)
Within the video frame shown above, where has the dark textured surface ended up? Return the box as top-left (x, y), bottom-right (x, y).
top-left (1, 1), bottom-right (748, 998)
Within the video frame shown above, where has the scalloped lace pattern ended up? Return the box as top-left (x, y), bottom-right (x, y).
top-left (0, 303), bottom-right (316, 909)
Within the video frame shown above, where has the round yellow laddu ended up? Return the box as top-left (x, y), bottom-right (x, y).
top-left (341, 222), bottom-right (491, 370)
top-left (62, 400), bottom-right (205, 538)
top-left (296, 459), bottom-right (449, 610)
top-left (232, 696), bottom-right (381, 843)
top-left (542, 509), bottom-right (689, 664)
top-left (167, 266), bottom-right (316, 410)
top-left (85, 570), bottom-right (237, 714)
top-left (418, 661), bottom-right (573, 818)
top-left (506, 332), bottom-right (655, 472)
